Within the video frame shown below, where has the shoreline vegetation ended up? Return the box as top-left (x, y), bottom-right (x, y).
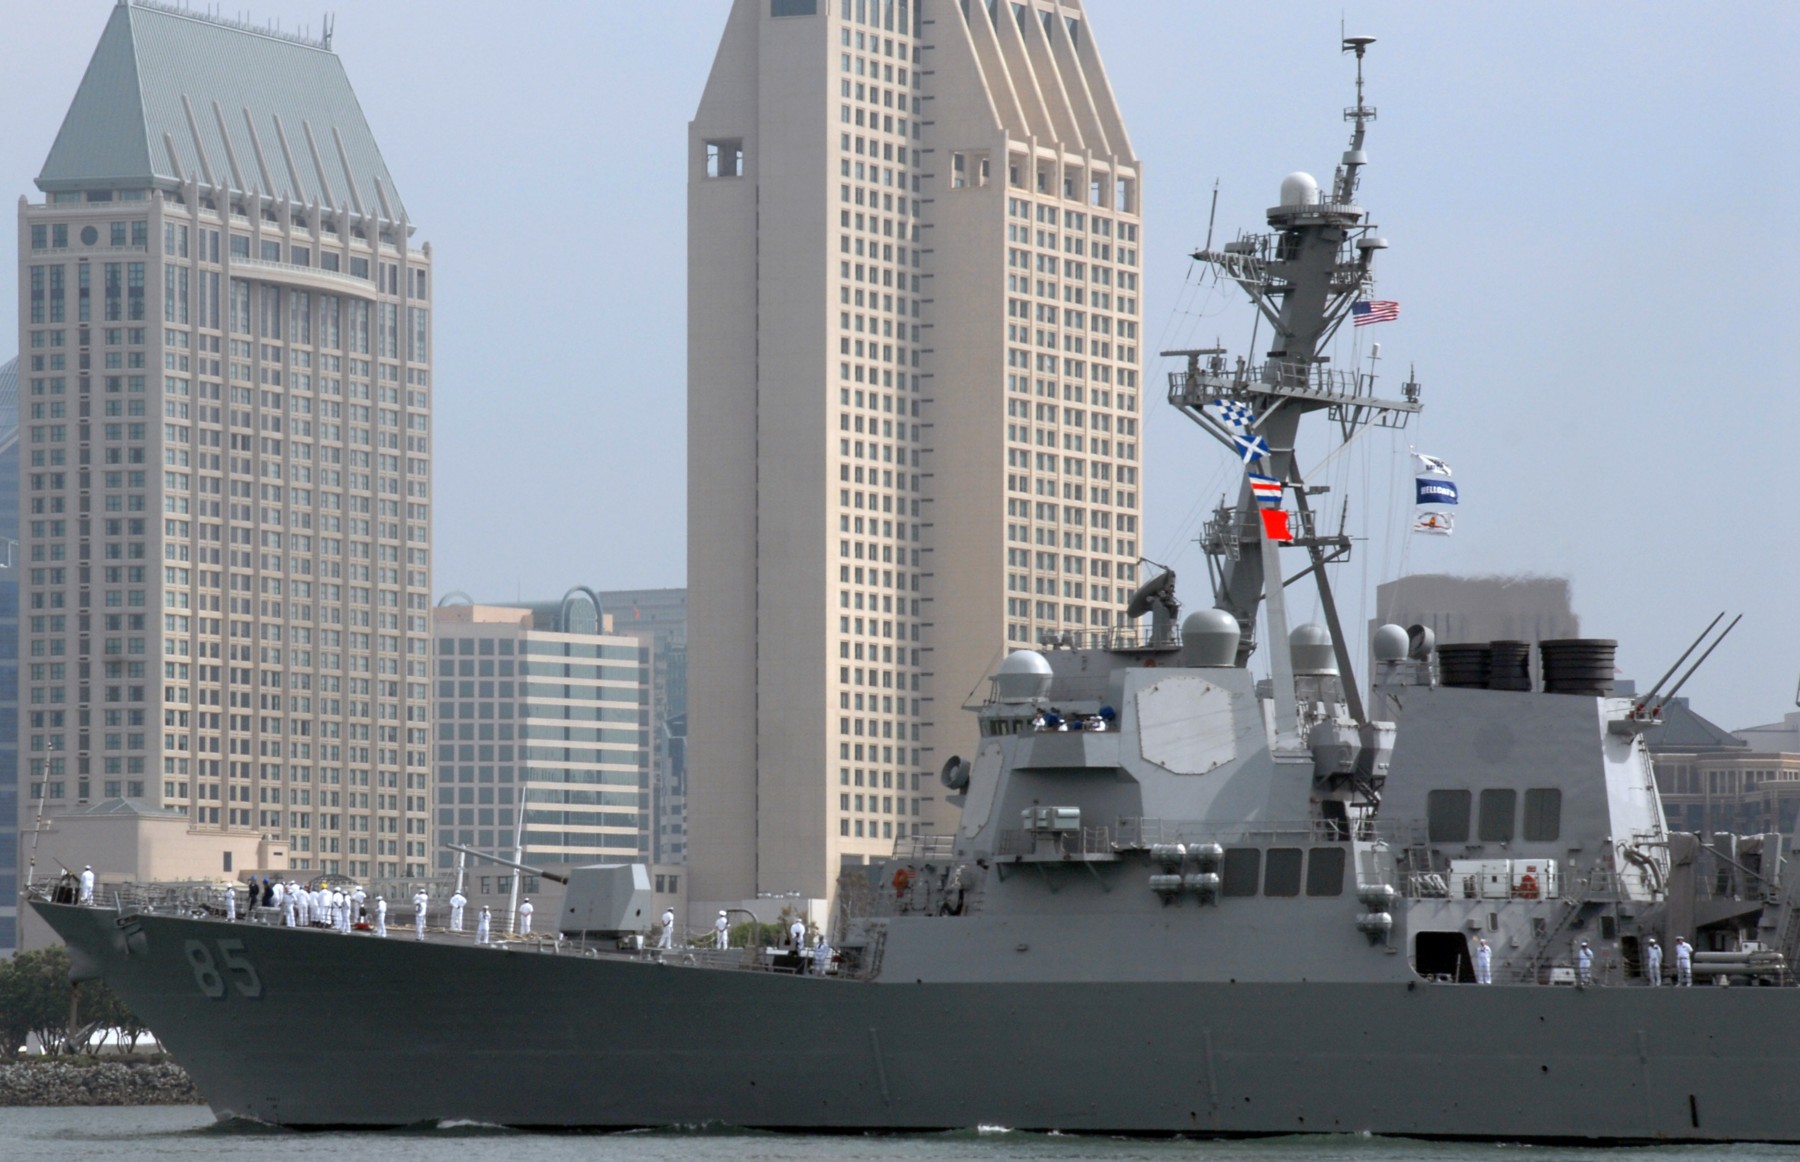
top-left (0, 1054), bottom-right (204, 1106)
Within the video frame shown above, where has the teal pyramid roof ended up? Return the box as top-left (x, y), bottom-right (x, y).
top-left (38, 2), bottom-right (406, 222)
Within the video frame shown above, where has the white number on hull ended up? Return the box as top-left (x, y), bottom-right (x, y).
top-left (184, 938), bottom-right (263, 999)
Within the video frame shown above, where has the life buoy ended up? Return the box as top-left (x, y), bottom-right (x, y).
top-left (1515, 873), bottom-right (1539, 900)
top-left (892, 868), bottom-right (913, 896)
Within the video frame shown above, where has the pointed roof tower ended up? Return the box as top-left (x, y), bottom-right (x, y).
top-left (37, 1), bottom-right (405, 222)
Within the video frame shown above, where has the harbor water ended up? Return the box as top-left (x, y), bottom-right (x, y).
top-left (0, 1105), bottom-right (1790, 1162)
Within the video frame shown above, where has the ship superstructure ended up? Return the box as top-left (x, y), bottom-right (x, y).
top-left (29, 39), bottom-right (1800, 1142)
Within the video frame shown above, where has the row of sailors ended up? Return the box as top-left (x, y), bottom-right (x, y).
top-left (1474, 934), bottom-right (1698, 986)
top-left (222, 878), bottom-right (536, 943)
top-left (652, 908), bottom-right (834, 974)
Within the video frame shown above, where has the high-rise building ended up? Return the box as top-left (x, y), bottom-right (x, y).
top-left (599, 588), bottom-right (687, 865)
top-left (16, 2), bottom-right (433, 891)
top-left (687, 0), bottom-right (1144, 906)
top-left (0, 357), bottom-right (18, 955)
top-left (431, 603), bottom-right (650, 867)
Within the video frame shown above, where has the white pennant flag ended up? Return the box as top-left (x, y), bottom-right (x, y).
top-left (1413, 452), bottom-right (1453, 477)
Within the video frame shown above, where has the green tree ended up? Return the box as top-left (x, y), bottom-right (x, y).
top-left (0, 947), bottom-right (73, 1055)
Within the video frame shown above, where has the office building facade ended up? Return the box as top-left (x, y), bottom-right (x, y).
top-left (688, 0), bottom-right (1143, 905)
top-left (599, 587), bottom-right (687, 865)
top-left (0, 358), bottom-right (18, 953)
top-left (16, 2), bottom-right (432, 892)
top-left (432, 603), bottom-right (650, 868)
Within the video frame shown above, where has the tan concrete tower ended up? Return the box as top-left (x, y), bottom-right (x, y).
top-left (687, 0), bottom-right (1143, 909)
top-left (17, 3), bottom-right (433, 890)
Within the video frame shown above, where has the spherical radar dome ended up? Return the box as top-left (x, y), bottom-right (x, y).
top-left (1279, 171), bottom-right (1320, 207)
top-left (1289, 623), bottom-right (1338, 676)
top-left (1180, 609), bottom-right (1240, 668)
top-left (1371, 623), bottom-right (1410, 662)
top-left (991, 650), bottom-right (1053, 703)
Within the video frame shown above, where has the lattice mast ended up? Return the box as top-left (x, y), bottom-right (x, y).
top-left (1163, 36), bottom-right (1421, 736)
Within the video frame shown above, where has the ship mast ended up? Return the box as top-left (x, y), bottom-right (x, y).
top-left (1165, 36), bottom-right (1420, 740)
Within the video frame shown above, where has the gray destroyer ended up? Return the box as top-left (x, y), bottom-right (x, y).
top-left (31, 39), bottom-right (1800, 1141)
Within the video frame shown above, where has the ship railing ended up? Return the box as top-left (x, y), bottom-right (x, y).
top-left (1114, 817), bottom-right (1422, 849)
top-left (997, 824), bottom-right (1115, 859)
top-left (891, 833), bottom-right (957, 861)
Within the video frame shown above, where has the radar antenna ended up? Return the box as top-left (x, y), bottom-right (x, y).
top-left (1336, 36), bottom-right (1377, 205)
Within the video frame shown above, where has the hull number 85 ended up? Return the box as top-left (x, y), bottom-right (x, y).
top-left (183, 938), bottom-right (263, 999)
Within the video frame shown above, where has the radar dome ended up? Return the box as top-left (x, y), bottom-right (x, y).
top-left (1289, 623), bottom-right (1338, 676)
top-left (1371, 624), bottom-right (1410, 662)
top-left (991, 650), bottom-right (1053, 703)
top-left (1279, 172), bottom-right (1320, 207)
top-left (1180, 609), bottom-right (1240, 668)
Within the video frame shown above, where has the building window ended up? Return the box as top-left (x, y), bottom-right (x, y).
top-left (705, 140), bottom-right (745, 179)
top-left (771, 0), bottom-right (817, 14)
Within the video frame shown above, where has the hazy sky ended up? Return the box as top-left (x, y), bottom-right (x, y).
top-left (2, 2), bottom-right (1797, 729)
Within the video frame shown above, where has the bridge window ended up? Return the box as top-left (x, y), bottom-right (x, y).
top-left (1306, 847), bottom-right (1346, 896)
top-left (1478, 789), bottom-right (1517, 843)
top-left (1221, 847), bottom-right (1259, 897)
top-left (1263, 848), bottom-right (1302, 897)
top-left (1426, 789), bottom-right (1470, 843)
top-left (1523, 788), bottom-right (1562, 842)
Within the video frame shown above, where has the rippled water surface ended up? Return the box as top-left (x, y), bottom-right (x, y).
top-left (0, 1105), bottom-right (1789, 1162)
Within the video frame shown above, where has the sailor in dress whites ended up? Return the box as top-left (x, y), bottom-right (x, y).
top-left (78, 865), bottom-right (95, 905)
top-left (374, 895), bottom-right (388, 938)
top-left (1675, 936), bottom-right (1693, 986)
top-left (1646, 936), bottom-right (1663, 985)
top-left (518, 897), bottom-right (534, 936)
top-left (224, 883), bottom-right (237, 921)
top-left (790, 918), bottom-right (807, 953)
top-left (332, 888), bottom-right (349, 933)
top-left (715, 910), bottom-right (730, 950)
top-left (271, 878), bottom-right (286, 916)
top-left (476, 905), bottom-right (492, 944)
top-left (1576, 940), bottom-right (1594, 986)
top-left (449, 889), bottom-right (468, 933)
top-left (351, 885), bottom-right (367, 927)
top-left (813, 935), bottom-right (832, 975)
top-left (1474, 936), bottom-right (1493, 984)
top-left (282, 882), bottom-right (297, 927)
top-left (413, 887), bottom-right (430, 940)
top-left (295, 885), bottom-right (310, 926)
top-left (657, 908), bottom-right (675, 950)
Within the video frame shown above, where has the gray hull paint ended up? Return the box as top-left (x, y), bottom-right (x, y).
top-left (35, 901), bottom-right (1800, 1140)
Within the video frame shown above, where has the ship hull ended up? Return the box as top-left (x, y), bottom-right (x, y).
top-left (33, 900), bottom-right (1800, 1140)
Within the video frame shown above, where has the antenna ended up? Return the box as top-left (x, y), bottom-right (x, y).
top-left (1656, 613), bottom-right (1743, 714)
top-left (1634, 612), bottom-right (1724, 715)
top-left (1203, 179), bottom-right (1221, 252)
top-left (1336, 34), bottom-right (1377, 204)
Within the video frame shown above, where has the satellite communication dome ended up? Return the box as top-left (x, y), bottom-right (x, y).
top-left (1371, 623), bottom-right (1410, 662)
top-left (1279, 172), bottom-right (1320, 207)
top-left (991, 650), bottom-right (1053, 703)
top-left (1289, 623), bottom-right (1338, 676)
top-left (1180, 609), bottom-right (1240, 668)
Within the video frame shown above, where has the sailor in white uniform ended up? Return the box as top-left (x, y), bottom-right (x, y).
top-left (657, 908), bottom-right (675, 950)
top-left (790, 918), bottom-right (807, 952)
top-left (813, 936), bottom-right (832, 975)
top-left (375, 895), bottom-right (388, 938)
top-left (1645, 936), bottom-right (1662, 986)
top-left (78, 865), bottom-right (95, 906)
top-left (1576, 940), bottom-right (1594, 986)
top-left (295, 885), bottom-right (311, 926)
top-left (476, 905), bottom-right (492, 944)
top-left (282, 883), bottom-right (297, 928)
top-left (518, 897), bottom-right (534, 936)
top-left (413, 888), bottom-right (430, 940)
top-left (449, 889), bottom-right (467, 933)
top-left (715, 910), bottom-right (730, 950)
top-left (1474, 936), bottom-right (1492, 985)
top-left (351, 886), bottom-right (367, 927)
top-left (271, 879), bottom-right (286, 915)
top-left (1675, 937), bottom-right (1693, 986)
top-left (224, 883), bottom-right (237, 921)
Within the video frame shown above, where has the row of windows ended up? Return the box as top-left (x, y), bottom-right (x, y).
top-left (1426, 788), bottom-right (1564, 844)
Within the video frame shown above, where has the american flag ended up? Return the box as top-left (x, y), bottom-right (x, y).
top-left (1352, 299), bottom-right (1399, 326)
